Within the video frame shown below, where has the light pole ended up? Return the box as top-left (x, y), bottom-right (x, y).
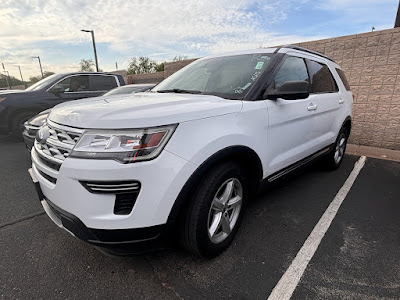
top-left (15, 65), bottom-right (24, 83)
top-left (81, 29), bottom-right (99, 72)
top-left (31, 56), bottom-right (44, 78)
top-left (1, 63), bottom-right (11, 89)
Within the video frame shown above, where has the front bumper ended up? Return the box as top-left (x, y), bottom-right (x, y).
top-left (43, 197), bottom-right (166, 254)
top-left (31, 146), bottom-right (197, 243)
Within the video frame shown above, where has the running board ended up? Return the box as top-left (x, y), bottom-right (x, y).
top-left (267, 145), bottom-right (332, 183)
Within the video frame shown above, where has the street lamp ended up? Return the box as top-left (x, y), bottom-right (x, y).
top-left (15, 65), bottom-right (24, 83)
top-left (1, 63), bottom-right (11, 89)
top-left (81, 29), bottom-right (99, 72)
top-left (31, 56), bottom-right (44, 78)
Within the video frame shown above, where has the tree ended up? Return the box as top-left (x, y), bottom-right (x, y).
top-left (156, 63), bottom-right (164, 72)
top-left (127, 56), bottom-right (162, 75)
top-left (0, 74), bottom-right (24, 88)
top-left (173, 55), bottom-right (188, 62)
top-left (28, 71), bottom-right (55, 84)
top-left (79, 59), bottom-right (95, 72)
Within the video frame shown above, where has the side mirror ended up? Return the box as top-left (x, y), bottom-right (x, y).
top-left (264, 81), bottom-right (309, 100)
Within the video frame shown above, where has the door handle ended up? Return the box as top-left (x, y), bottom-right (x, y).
top-left (307, 103), bottom-right (318, 111)
top-left (339, 99), bottom-right (344, 104)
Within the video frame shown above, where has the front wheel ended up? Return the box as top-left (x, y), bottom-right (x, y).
top-left (182, 162), bottom-right (247, 258)
top-left (325, 127), bottom-right (348, 169)
top-left (11, 112), bottom-right (35, 139)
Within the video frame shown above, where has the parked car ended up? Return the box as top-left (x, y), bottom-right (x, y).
top-left (29, 46), bottom-right (352, 258)
top-left (22, 84), bottom-right (154, 149)
top-left (0, 72), bottom-right (125, 137)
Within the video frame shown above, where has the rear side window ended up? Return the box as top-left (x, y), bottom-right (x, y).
top-left (336, 68), bottom-right (351, 91)
top-left (307, 60), bottom-right (338, 93)
top-left (90, 76), bottom-right (118, 91)
top-left (274, 56), bottom-right (309, 89)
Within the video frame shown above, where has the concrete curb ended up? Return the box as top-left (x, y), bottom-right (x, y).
top-left (346, 144), bottom-right (400, 162)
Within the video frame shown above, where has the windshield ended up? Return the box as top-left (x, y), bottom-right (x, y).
top-left (153, 53), bottom-right (273, 99)
top-left (26, 74), bottom-right (62, 91)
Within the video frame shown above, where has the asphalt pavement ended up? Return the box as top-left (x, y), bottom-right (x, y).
top-left (1, 136), bottom-right (399, 300)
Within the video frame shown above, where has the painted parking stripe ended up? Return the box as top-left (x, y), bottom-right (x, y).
top-left (267, 156), bottom-right (366, 300)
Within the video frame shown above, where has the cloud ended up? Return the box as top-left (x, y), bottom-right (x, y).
top-left (0, 0), bottom-right (344, 77)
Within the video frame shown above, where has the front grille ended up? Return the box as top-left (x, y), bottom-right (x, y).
top-left (34, 120), bottom-right (83, 169)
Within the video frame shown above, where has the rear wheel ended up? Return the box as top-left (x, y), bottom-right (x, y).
top-left (182, 162), bottom-right (247, 258)
top-left (325, 127), bottom-right (348, 169)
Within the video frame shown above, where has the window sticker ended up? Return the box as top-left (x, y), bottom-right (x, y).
top-left (255, 62), bottom-right (264, 69)
top-left (252, 55), bottom-right (271, 61)
top-left (242, 82), bottom-right (252, 90)
top-left (251, 72), bottom-right (261, 81)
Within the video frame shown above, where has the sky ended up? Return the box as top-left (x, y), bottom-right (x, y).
top-left (0, 0), bottom-right (398, 79)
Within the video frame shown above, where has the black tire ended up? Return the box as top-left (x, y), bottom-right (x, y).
top-left (182, 162), bottom-right (248, 258)
top-left (10, 112), bottom-right (34, 138)
top-left (325, 127), bottom-right (348, 170)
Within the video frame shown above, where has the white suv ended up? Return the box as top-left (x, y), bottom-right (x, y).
top-left (29, 46), bottom-right (353, 258)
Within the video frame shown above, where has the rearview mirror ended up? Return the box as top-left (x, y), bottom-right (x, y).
top-left (264, 81), bottom-right (309, 100)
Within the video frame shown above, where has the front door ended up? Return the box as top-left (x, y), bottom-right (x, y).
top-left (264, 55), bottom-right (320, 174)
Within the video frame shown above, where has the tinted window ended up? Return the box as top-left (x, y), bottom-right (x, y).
top-left (90, 76), bottom-right (118, 91)
top-left (274, 56), bottom-right (308, 89)
top-left (52, 75), bottom-right (90, 92)
top-left (335, 68), bottom-right (351, 91)
top-left (307, 60), bottom-right (338, 93)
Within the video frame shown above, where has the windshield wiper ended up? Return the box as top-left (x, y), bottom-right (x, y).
top-left (156, 88), bottom-right (202, 94)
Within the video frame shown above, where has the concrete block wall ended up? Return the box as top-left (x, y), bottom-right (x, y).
top-left (127, 72), bottom-right (164, 84)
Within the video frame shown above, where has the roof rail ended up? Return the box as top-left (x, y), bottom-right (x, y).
top-left (278, 45), bottom-right (336, 63)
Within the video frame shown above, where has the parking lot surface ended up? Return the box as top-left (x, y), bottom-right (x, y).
top-left (1, 136), bottom-right (399, 299)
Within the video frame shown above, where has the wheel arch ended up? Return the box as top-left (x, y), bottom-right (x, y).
top-left (342, 116), bottom-right (352, 135)
top-left (165, 145), bottom-right (263, 232)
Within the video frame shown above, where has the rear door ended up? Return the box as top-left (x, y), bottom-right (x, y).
top-left (305, 58), bottom-right (341, 149)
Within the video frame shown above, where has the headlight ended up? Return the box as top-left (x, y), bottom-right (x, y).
top-left (69, 124), bottom-right (177, 163)
top-left (28, 109), bottom-right (51, 126)
top-left (28, 113), bottom-right (48, 126)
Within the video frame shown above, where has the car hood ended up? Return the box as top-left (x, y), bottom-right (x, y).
top-left (49, 93), bottom-right (243, 129)
top-left (0, 89), bottom-right (28, 95)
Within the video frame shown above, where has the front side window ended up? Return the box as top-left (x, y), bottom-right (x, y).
top-left (90, 76), bottom-right (118, 91)
top-left (51, 75), bottom-right (90, 92)
top-left (273, 56), bottom-right (309, 89)
top-left (307, 60), bottom-right (338, 93)
top-left (153, 54), bottom-right (273, 99)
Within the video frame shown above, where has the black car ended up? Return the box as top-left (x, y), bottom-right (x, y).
top-left (21, 83), bottom-right (155, 150)
top-left (0, 72), bottom-right (125, 137)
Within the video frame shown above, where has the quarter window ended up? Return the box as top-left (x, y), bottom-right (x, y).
top-left (307, 60), bottom-right (338, 93)
top-left (273, 56), bottom-right (309, 89)
top-left (335, 68), bottom-right (351, 91)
